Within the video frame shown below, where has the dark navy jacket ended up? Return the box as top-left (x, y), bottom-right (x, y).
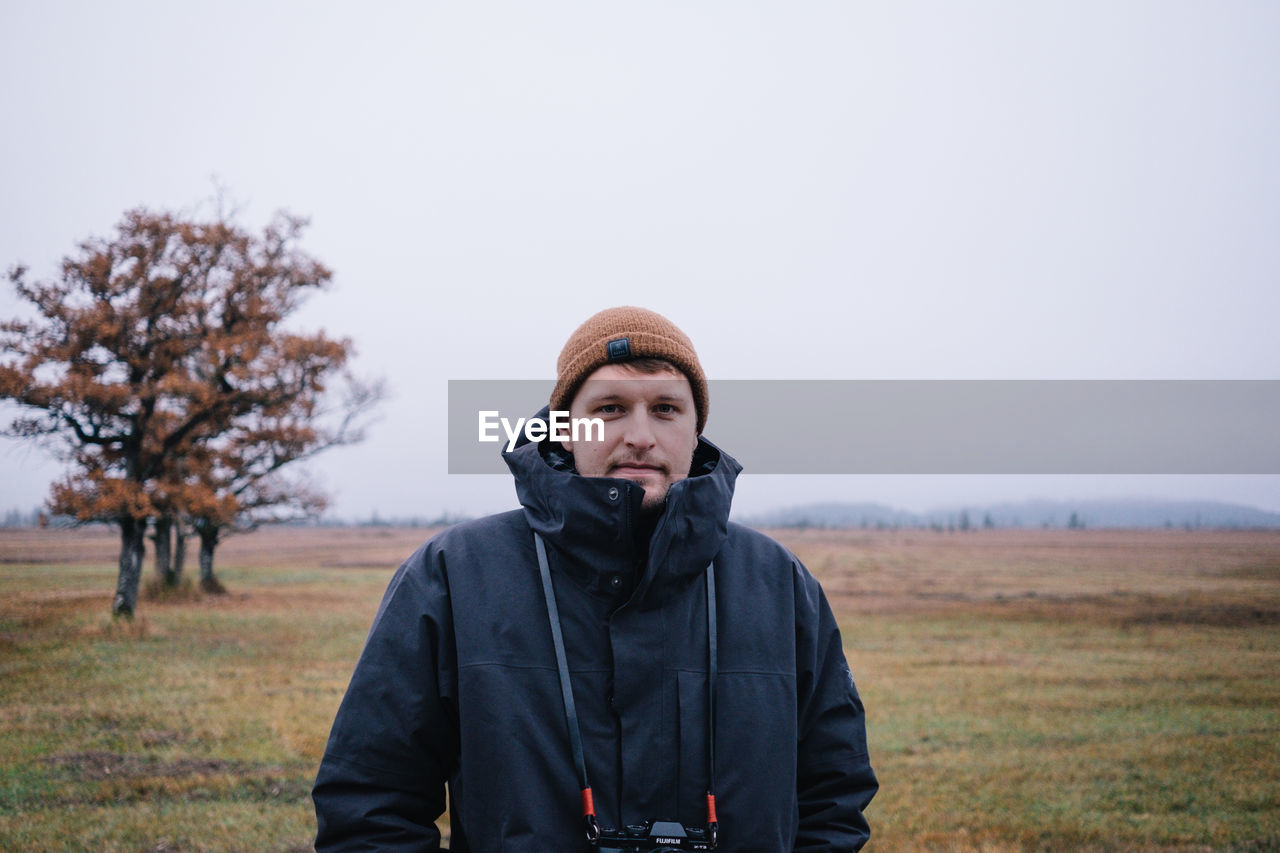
top-left (313, 432), bottom-right (876, 851)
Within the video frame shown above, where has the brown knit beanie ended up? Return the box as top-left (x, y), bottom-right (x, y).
top-left (551, 306), bottom-right (709, 434)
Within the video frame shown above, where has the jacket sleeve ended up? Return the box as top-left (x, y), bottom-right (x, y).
top-left (313, 544), bottom-right (459, 852)
top-left (793, 562), bottom-right (878, 851)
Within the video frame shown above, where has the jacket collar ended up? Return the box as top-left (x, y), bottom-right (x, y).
top-left (502, 406), bottom-right (742, 601)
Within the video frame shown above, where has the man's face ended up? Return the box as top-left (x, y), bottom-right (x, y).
top-left (564, 362), bottom-right (699, 513)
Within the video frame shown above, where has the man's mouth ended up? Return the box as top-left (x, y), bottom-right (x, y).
top-left (610, 462), bottom-right (664, 476)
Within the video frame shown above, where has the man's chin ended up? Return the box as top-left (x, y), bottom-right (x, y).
top-left (607, 469), bottom-right (671, 513)
top-left (638, 493), bottom-right (668, 516)
top-left (618, 478), bottom-right (666, 514)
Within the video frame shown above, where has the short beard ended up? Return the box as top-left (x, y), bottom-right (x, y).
top-left (638, 487), bottom-right (669, 517)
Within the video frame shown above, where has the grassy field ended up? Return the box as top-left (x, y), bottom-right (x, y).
top-left (1, 525), bottom-right (1277, 851)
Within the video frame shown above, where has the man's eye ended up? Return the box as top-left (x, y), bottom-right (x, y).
top-left (597, 404), bottom-right (622, 415)
top-left (654, 404), bottom-right (676, 415)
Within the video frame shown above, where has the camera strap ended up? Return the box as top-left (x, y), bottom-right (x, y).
top-left (534, 531), bottom-right (719, 846)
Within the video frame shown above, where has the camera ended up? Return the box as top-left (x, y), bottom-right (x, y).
top-left (595, 819), bottom-right (715, 852)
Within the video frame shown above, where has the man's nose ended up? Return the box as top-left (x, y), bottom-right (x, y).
top-left (622, 411), bottom-right (656, 449)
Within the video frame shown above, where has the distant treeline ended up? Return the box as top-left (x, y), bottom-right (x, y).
top-left (0, 509), bottom-right (475, 530)
top-left (741, 499), bottom-right (1280, 531)
top-left (1, 507), bottom-right (65, 528)
top-left (320, 512), bottom-right (475, 529)
top-left (8, 499), bottom-right (1279, 531)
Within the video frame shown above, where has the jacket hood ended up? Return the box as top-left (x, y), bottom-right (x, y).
top-left (502, 405), bottom-right (742, 601)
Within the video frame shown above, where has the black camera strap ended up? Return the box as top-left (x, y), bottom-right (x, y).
top-left (534, 531), bottom-right (720, 847)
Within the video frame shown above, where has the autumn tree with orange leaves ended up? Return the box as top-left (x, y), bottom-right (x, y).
top-left (1, 206), bottom-right (380, 617)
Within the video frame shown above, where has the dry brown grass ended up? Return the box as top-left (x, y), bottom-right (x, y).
top-left (757, 528), bottom-right (1280, 851)
top-left (1, 524), bottom-right (1278, 851)
top-left (772, 527), bottom-right (1280, 621)
top-left (0, 524), bottom-right (441, 852)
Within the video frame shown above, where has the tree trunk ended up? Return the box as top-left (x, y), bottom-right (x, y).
top-left (198, 525), bottom-right (226, 594)
top-left (152, 516), bottom-right (174, 586)
top-left (112, 516), bottom-right (147, 618)
top-left (173, 524), bottom-right (187, 584)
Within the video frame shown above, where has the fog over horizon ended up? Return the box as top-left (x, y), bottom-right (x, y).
top-left (3, 2), bottom-right (1278, 522)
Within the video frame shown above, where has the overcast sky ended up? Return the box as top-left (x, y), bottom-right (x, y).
top-left (2, 1), bottom-right (1278, 520)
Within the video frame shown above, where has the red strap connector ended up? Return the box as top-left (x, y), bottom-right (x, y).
top-left (581, 787), bottom-right (601, 843)
top-left (706, 792), bottom-right (720, 847)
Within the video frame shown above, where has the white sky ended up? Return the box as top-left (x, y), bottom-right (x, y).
top-left (2, 1), bottom-right (1278, 520)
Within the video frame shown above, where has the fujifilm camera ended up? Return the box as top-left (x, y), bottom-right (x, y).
top-left (595, 819), bottom-right (715, 852)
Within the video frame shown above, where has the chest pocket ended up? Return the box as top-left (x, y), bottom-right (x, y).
top-left (675, 669), bottom-right (711, 823)
top-left (677, 669), bottom-right (799, 851)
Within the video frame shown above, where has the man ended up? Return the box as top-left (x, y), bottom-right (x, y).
top-left (313, 306), bottom-right (877, 851)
